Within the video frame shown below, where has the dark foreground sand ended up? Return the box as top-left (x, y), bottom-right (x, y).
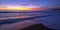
top-left (21, 24), bottom-right (56, 30)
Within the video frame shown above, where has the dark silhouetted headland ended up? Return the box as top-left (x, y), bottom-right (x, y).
top-left (50, 8), bottom-right (60, 10)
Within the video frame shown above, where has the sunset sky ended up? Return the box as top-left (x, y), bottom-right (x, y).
top-left (0, 0), bottom-right (60, 10)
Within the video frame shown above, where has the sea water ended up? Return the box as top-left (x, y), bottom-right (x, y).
top-left (0, 10), bottom-right (60, 30)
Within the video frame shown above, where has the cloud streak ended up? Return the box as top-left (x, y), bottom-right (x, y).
top-left (0, 0), bottom-right (60, 9)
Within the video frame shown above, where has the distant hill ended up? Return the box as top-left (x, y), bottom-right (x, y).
top-left (50, 8), bottom-right (60, 10)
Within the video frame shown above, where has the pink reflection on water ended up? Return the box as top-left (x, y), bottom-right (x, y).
top-left (9, 16), bottom-right (33, 18)
top-left (0, 14), bottom-right (42, 20)
top-left (0, 16), bottom-right (34, 20)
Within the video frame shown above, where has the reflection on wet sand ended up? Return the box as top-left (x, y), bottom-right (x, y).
top-left (0, 20), bottom-right (40, 30)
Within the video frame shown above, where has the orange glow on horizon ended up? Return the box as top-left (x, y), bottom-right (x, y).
top-left (0, 7), bottom-right (46, 11)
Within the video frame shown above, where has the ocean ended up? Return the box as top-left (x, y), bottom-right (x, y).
top-left (0, 10), bottom-right (60, 30)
